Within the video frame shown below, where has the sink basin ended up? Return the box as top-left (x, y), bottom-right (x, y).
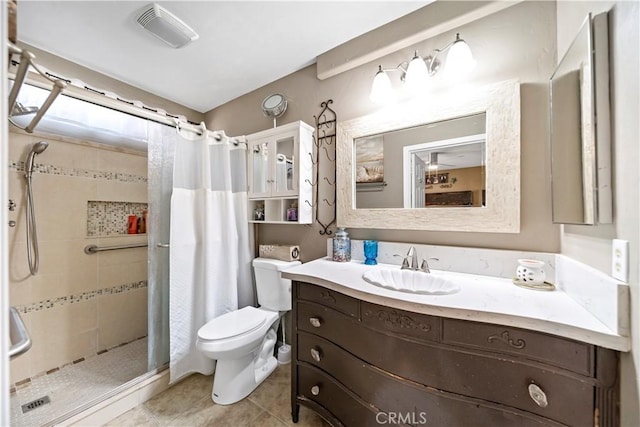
top-left (362, 268), bottom-right (461, 295)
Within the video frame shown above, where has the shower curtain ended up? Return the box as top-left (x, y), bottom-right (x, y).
top-left (169, 127), bottom-right (254, 383)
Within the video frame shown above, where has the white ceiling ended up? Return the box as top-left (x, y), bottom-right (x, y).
top-left (17, 1), bottom-right (430, 113)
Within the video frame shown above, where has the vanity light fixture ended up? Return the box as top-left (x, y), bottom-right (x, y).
top-left (369, 33), bottom-right (476, 103)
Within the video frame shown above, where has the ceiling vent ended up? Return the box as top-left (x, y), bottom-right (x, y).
top-left (136, 3), bottom-right (199, 48)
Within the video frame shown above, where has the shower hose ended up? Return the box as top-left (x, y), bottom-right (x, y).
top-left (25, 175), bottom-right (40, 275)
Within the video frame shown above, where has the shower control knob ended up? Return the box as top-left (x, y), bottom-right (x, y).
top-left (8, 220), bottom-right (16, 227)
top-left (311, 385), bottom-right (320, 396)
top-left (8, 200), bottom-right (16, 211)
top-left (310, 348), bottom-right (322, 362)
top-left (309, 317), bottom-right (322, 328)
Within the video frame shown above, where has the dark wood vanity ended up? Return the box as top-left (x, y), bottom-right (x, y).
top-left (291, 281), bottom-right (619, 426)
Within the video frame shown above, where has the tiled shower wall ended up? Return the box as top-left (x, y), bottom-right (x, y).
top-left (8, 130), bottom-right (149, 385)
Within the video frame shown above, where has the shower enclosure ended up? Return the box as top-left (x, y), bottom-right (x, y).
top-left (7, 81), bottom-right (177, 426)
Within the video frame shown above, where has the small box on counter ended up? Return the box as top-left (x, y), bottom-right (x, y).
top-left (259, 244), bottom-right (300, 261)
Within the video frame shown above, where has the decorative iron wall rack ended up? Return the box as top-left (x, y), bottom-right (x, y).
top-left (308, 100), bottom-right (337, 235)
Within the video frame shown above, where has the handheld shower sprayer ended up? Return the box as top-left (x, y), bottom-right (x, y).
top-left (24, 141), bottom-right (49, 275)
top-left (25, 141), bottom-right (48, 179)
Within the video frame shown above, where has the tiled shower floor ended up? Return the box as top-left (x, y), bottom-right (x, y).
top-left (10, 338), bottom-right (148, 427)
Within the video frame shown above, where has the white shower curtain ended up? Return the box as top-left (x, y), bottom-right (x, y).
top-left (169, 127), bottom-right (254, 383)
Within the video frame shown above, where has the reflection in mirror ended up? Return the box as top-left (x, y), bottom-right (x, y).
top-left (252, 142), bottom-right (269, 194)
top-left (405, 136), bottom-right (486, 208)
top-left (549, 12), bottom-right (612, 224)
top-left (275, 137), bottom-right (294, 191)
top-left (354, 114), bottom-right (486, 209)
top-left (550, 15), bottom-right (594, 224)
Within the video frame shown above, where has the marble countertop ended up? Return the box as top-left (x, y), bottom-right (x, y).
top-left (283, 257), bottom-right (630, 351)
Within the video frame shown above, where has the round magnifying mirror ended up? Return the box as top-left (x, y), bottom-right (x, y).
top-left (261, 93), bottom-right (287, 118)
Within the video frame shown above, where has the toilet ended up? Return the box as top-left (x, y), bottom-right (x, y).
top-left (196, 257), bottom-right (300, 405)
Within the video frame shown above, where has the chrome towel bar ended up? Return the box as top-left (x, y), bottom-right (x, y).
top-left (84, 243), bottom-right (148, 254)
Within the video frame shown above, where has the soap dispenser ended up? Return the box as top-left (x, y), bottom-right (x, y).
top-left (333, 227), bottom-right (351, 262)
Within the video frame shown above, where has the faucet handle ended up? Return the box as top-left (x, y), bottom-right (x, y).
top-left (419, 257), bottom-right (440, 273)
top-left (393, 254), bottom-right (411, 270)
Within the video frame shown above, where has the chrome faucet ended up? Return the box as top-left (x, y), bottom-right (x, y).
top-left (396, 247), bottom-right (439, 273)
top-left (407, 247), bottom-right (419, 270)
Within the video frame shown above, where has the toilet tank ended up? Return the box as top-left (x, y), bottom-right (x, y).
top-left (253, 257), bottom-right (301, 311)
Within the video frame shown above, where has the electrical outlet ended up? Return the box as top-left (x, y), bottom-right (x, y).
top-left (611, 239), bottom-right (629, 282)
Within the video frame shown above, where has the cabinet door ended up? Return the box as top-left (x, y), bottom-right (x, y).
top-left (272, 134), bottom-right (297, 197)
top-left (248, 139), bottom-right (270, 198)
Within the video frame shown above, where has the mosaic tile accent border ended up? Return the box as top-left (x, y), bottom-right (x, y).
top-left (14, 280), bottom-right (147, 314)
top-left (87, 201), bottom-right (148, 236)
top-left (9, 160), bottom-right (147, 184)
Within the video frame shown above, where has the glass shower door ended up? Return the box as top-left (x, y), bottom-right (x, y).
top-left (147, 122), bottom-right (175, 370)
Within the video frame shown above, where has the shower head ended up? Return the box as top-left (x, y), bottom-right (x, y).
top-left (31, 141), bottom-right (49, 154)
top-left (11, 102), bottom-right (40, 117)
top-left (25, 141), bottom-right (49, 178)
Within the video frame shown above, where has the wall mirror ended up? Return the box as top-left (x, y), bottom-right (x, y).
top-left (337, 79), bottom-right (521, 232)
top-left (549, 12), bottom-right (611, 225)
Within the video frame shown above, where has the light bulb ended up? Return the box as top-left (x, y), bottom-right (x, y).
top-left (445, 34), bottom-right (476, 82)
top-left (405, 51), bottom-right (429, 92)
top-left (369, 66), bottom-right (394, 103)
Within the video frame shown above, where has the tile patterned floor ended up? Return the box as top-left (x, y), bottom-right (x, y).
top-left (105, 364), bottom-right (330, 427)
top-left (10, 338), bottom-right (148, 427)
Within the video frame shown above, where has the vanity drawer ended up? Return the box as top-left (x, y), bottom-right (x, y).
top-left (442, 318), bottom-right (594, 376)
top-left (296, 282), bottom-right (359, 317)
top-left (297, 301), bottom-right (594, 426)
top-left (298, 332), bottom-right (564, 427)
top-left (361, 301), bottom-right (440, 342)
top-left (297, 364), bottom-right (383, 427)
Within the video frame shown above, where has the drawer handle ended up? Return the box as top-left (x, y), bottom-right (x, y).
top-left (309, 317), bottom-right (322, 328)
top-left (311, 385), bottom-right (320, 396)
top-left (310, 348), bottom-right (322, 362)
top-left (528, 383), bottom-right (548, 408)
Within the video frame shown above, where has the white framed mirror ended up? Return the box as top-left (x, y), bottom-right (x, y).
top-left (337, 79), bottom-right (521, 232)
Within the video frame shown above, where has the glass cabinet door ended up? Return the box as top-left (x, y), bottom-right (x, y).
top-left (250, 140), bottom-right (270, 196)
top-left (273, 136), bottom-right (295, 195)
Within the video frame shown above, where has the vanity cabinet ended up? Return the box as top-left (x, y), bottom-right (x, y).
top-left (247, 120), bottom-right (314, 224)
top-left (291, 281), bottom-right (619, 426)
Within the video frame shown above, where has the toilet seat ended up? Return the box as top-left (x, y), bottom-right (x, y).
top-left (198, 306), bottom-right (273, 342)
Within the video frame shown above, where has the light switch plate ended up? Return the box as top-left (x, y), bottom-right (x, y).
top-left (612, 239), bottom-right (629, 282)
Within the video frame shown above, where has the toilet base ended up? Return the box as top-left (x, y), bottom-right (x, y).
top-left (211, 329), bottom-right (278, 405)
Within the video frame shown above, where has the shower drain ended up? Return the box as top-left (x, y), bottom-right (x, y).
top-left (21, 395), bottom-right (51, 414)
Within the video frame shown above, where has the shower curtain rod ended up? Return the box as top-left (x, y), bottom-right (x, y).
top-left (6, 41), bottom-right (247, 142)
top-left (178, 121), bottom-right (247, 146)
top-left (7, 42), bottom-right (67, 133)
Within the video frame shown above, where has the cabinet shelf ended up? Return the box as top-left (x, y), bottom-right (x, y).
top-left (248, 198), bottom-right (309, 224)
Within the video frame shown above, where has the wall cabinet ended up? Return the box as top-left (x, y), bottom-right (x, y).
top-left (247, 121), bottom-right (314, 224)
top-left (292, 281), bottom-right (619, 426)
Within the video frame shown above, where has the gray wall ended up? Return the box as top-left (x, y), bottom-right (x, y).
top-left (205, 1), bottom-right (559, 260)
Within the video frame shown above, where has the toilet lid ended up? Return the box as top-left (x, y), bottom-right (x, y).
top-left (198, 306), bottom-right (267, 341)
